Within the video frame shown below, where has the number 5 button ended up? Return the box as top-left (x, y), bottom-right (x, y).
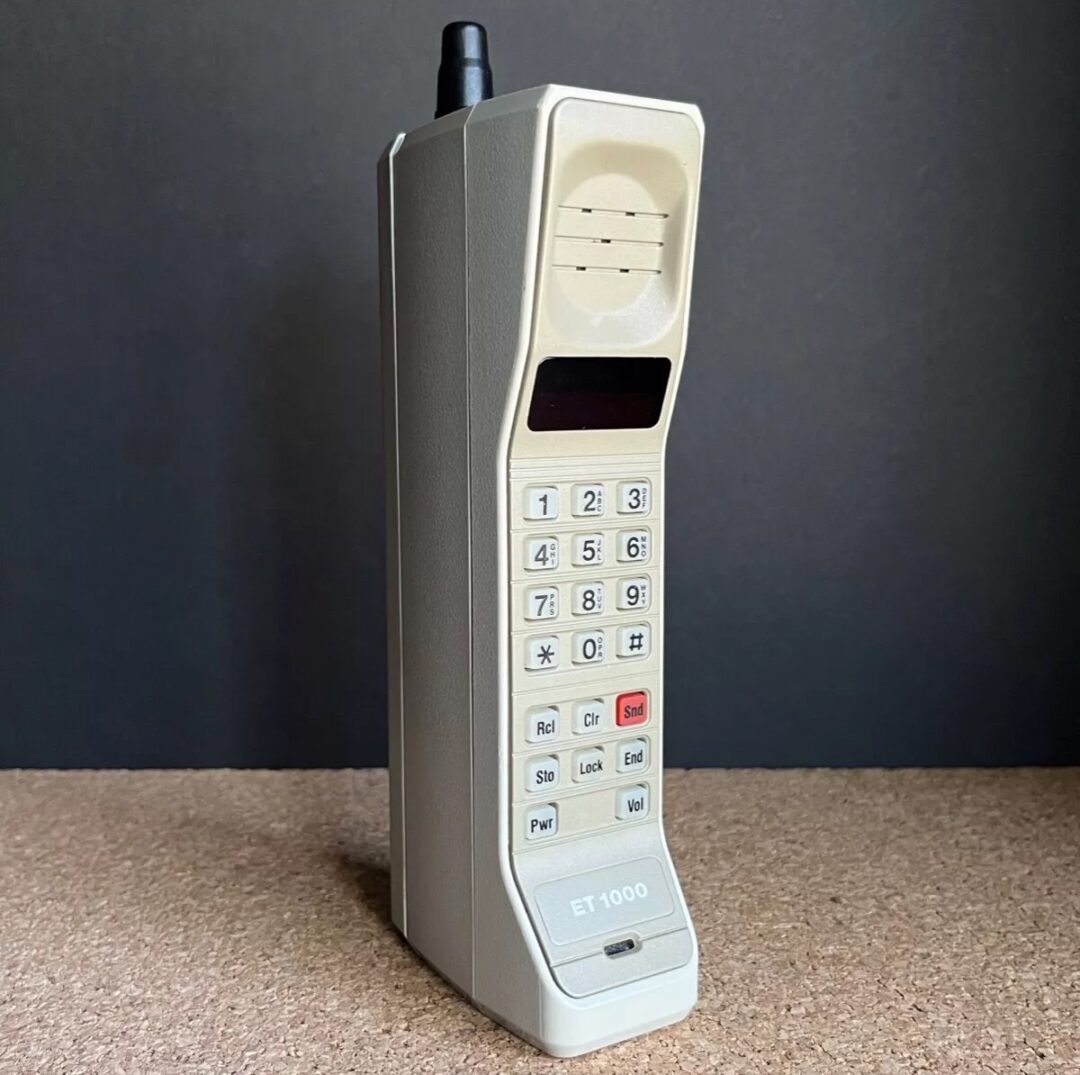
top-left (572, 533), bottom-right (604, 566)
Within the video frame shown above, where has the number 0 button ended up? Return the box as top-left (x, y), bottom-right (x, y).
top-left (572, 630), bottom-right (605, 665)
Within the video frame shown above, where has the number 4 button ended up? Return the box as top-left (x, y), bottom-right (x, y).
top-left (526, 537), bottom-right (559, 571)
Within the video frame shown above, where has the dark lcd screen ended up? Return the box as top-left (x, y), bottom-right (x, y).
top-left (526, 356), bottom-right (672, 432)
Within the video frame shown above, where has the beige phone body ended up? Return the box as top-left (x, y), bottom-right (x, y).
top-left (380, 84), bottom-right (703, 1056)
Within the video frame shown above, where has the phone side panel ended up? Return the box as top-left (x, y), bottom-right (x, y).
top-left (391, 118), bottom-right (474, 993)
top-left (464, 90), bottom-right (553, 1038)
top-left (379, 133), bottom-right (407, 933)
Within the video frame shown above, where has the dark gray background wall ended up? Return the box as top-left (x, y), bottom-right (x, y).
top-left (3, 1), bottom-right (1078, 767)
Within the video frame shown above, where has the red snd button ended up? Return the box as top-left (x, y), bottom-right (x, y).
top-left (615, 691), bottom-right (648, 727)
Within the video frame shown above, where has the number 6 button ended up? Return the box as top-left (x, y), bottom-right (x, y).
top-left (617, 529), bottom-right (650, 563)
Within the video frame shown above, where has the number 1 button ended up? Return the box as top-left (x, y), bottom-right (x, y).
top-left (525, 486), bottom-right (559, 520)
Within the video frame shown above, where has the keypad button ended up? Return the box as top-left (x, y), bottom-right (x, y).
top-left (572, 746), bottom-right (607, 783)
top-left (571, 483), bottom-right (605, 517)
top-left (525, 537), bottom-right (559, 571)
top-left (525, 586), bottom-right (559, 621)
top-left (526, 706), bottom-right (559, 743)
top-left (615, 784), bottom-right (650, 821)
top-left (572, 581), bottom-right (604, 616)
top-left (571, 630), bottom-right (605, 665)
top-left (525, 755), bottom-right (560, 793)
top-left (616, 576), bottom-right (650, 611)
top-left (615, 690), bottom-right (648, 727)
top-left (616, 623), bottom-right (651, 659)
top-left (524, 486), bottom-right (559, 520)
top-left (617, 480), bottom-right (651, 514)
top-left (572, 533), bottom-right (605, 567)
top-left (525, 635), bottom-right (560, 671)
top-left (572, 699), bottom-right (606, 735)
top-left (616, 529), bottom-right (650, 563)
top-left (525, 803), bottom-right (558, 840)
top-left (616, 738), bottom-right (649, 773)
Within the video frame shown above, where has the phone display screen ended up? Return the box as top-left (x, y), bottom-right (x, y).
top-left (526, 356), bottom-right (672, 432)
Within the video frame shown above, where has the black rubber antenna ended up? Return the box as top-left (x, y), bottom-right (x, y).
top-left (435, 21), bottom-right (493, 118)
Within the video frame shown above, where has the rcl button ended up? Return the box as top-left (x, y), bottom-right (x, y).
top-left (615, 690), bottom-right (648, 727)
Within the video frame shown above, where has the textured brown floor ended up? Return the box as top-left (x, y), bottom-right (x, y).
top-left (1, 770), bottom-right (1077, 1073)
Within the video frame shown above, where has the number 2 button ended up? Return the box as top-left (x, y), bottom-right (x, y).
top-left (572, 484), bottom-right (604, 517)
top-left (526, 586), bottom-right (558, 620)
top-left (526, 537), bottom-right (559, 571)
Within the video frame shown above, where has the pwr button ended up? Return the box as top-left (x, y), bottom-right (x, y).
top-left (615, 691), bottom-right (648, 727)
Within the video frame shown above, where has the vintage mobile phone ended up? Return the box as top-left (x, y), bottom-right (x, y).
top-left (379, 23), bottom-right (703, 1057)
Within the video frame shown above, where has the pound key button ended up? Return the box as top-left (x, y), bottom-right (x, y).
top-left (615, 690), bottom-right (648, 727)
